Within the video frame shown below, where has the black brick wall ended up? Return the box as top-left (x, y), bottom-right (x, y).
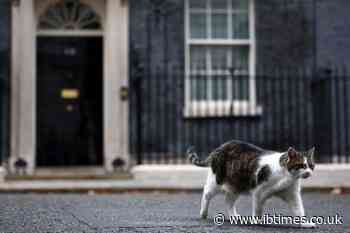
top-left (255, 0), bottom-right (315, 68)
top-left (316, 0), bottom-right (350, 69)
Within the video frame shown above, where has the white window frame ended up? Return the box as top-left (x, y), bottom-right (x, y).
top-left (184, 0), bottom-right (262, 117)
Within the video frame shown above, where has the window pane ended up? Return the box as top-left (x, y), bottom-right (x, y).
top-left (231, 46), bottom-right (249, 72)
top-left (211, 47), bottom-right (228, 100)
top-left (212, 0), bottom-right (228, 9)
top-left (231, 46), bottom-right (249, 100)
top-left (232, 0), bottom-right (249, 10)
top-left (211, 47), bottom-right (228, 70)
top-left (212, 76), bottom-right (228, 100)
top-left (232, 75), bottom-right (249, 100)
top-left (190, 13), bottom-right (207, 39)
top-left (190, 46), bottom-right (206, 71)
top-left (190, 78), bottom-right (208, 100)
top-left (189, 0), bottom-right (207, 9)
top-left (212, 13), bottom-right (228, 39)
top-left (189, 46), bottom-right (250, 101)
top-left (232, 12), bottom-right (249, 39)
top-left (190, 46), bottom-right (207, 101)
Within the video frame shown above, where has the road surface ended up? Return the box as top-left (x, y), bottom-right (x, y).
top-left (0, 193), bottom-right (348, 233)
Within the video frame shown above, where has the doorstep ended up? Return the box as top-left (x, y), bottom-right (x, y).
top-left (6, 167), bottom-right (133, 181)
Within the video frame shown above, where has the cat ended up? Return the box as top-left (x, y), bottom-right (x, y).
top-left (187, 140), bottom-right (316, 228)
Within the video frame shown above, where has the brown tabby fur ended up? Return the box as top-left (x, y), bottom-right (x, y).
top-left (207, 140), bottom-right (272, 192)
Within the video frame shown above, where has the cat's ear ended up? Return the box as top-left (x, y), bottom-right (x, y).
top-left (307, 147), bottom-right (315, 161)
top-left (287, 147), bottom-right (297, 160)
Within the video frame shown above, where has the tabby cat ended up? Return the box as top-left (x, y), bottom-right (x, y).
top-left (188, 140), bottom-right (316, 228)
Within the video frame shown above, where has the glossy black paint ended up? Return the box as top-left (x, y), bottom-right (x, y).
top-left (36, 37), bottom-right (103, 166)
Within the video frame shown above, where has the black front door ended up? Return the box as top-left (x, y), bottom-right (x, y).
top-left (36, 37), bottom-right (103, 167)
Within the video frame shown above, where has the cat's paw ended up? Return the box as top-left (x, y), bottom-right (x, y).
top-left (228, 210), bottom-right (241, 219)
top-left (200, 210), bottom-right (208, 219)
top-left (228, 213), bottom-right (241, 218)
top-left (300, 222), bottom-right (317, 228)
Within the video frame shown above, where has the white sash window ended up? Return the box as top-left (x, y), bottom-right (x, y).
top-left (185, 0), bottom-right (260, 117)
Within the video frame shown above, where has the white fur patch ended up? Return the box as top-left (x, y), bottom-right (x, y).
top-left (258, 152), bottom-right (284, 175)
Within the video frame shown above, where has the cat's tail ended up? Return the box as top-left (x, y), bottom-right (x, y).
top-left (187, 146), bottom-right (209, 167)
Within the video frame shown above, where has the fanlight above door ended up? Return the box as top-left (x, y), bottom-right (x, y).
top-left (38, 0), bottom-right (102, 30)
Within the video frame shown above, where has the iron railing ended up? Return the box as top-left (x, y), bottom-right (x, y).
top-left (131, 67), bottom-right (350, 164)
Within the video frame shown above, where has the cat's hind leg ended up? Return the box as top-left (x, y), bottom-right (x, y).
top-left (200, 169), bottom-right (220, 219)
top-left (252, 188), bottom-right (271, 217)
top-left (225, 192), bottom-right (240, 218)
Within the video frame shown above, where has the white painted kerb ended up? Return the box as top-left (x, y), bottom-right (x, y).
top-left (132, 164), bottom-right (350, 189)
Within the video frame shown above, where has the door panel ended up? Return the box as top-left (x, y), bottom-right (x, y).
top-left (36, 37), bottom-right (103, 166)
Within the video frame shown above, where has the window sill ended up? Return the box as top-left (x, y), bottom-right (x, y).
top-left (184, 101), bottom-right (263, 118)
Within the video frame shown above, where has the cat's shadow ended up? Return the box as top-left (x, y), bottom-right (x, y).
top-left (251, 223), bottom-right (316, 229)
top-left (203, 219), bottom-right (316, 230)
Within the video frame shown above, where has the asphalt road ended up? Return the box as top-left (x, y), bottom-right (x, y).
top-left (0, 192), bottom-right (348, 233)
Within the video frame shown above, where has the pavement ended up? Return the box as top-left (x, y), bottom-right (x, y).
top-left (1, 165), bottom-right (350, 193)
top-left (0, 192), bottom-right (348, 233)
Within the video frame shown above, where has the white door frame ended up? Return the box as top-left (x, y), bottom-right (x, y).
top-left (10, 0), bottom-right (129, 174)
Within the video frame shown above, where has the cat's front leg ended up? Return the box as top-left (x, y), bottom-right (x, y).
top-left (290, 192), bottom-right (305, 216)
top-left (282, 184), bottom-right (316, 228)
top-left (289, 192), bottom-right (316, 228)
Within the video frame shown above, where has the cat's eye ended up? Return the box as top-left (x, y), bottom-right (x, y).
top-left (292, 164), bottom-right (307, 170)
top-left (309, 163), bottom-right (315, 170)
